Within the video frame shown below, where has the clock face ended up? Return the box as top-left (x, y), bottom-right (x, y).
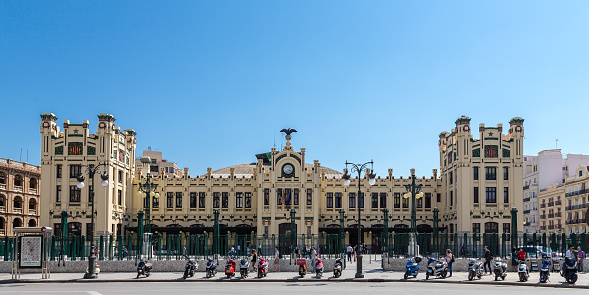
top-left (283, 163), bottom-right (294, 175)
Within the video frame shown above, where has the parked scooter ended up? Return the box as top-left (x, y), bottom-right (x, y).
top-left (517, 259), bottom-right (529, 282)
top-left (315, 258), bottom-right (324, 278)
top-left (257, 258), bottom-right (269, 278)
top-left (297, 258), bottom-right (308, 278)
top-left (404, 257), bottom-right (422, 279)
top-left (136, 258), bottom-right (152, 278)
top-left (560, 257), bottom-right (578, 284)
top-left (552, 256), bottom-right (561, 272)
top-left (467, 258), bottom-right (483, 281)
top-left (333, 257), bottom-right (343, 278)
top-left (206, 257), bottom-right (218, 278)
top-left (225, 258), bottom-right (236, 278)
top-left (539, 253), bottom-right (551, 283)
top-left (492, 258), bottom-right (507, 281)
top-left (240, 258), bottom-right (250, 279)
top-left (425, 253), bottom-right (449, 279)
top-left (183, 255), bottom-right (197, 279)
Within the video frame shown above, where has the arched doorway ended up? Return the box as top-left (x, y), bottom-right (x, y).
top-left (28, 219), bottom-right (37, 227)
top-left (417, 224), bottom-right (433, 233)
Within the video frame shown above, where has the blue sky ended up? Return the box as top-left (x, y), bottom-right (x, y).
top-left (1, 1), bottom-right (588, 177)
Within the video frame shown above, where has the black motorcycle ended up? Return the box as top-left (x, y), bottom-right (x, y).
top-left (206, 257), bottom-right (218, 278)
top-left (560, 258), bottom-right (578, 284)
top-left (183, 255), bottom-right (197, 279)
top-left (137, 258), bottom-right (153, 278)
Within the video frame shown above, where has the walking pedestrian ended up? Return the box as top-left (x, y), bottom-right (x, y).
top-left (446, 249), bottom-right (454, 277)
top-left (483, 246), bottom-right (493, 274)
top-left (511, 248), bottom-right (518, 272)
top-left (274, 247), bottom-right (280, 272)
top-left (251, 249), bottom-right (258, 272)
top-left (346, 245), bottom-right (353, 262)
top-left (311, 246), bottom-right (317, 272)
top-left (295, 246), bottom-right (300, 258)
top-left (578, 246), bottom-right (585, 272)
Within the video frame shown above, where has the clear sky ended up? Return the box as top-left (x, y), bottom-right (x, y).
top-left (1, 1), bottom-right (588, 177)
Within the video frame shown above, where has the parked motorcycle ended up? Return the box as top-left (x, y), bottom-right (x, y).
top-left (225, 258), bottom-right (236, 278)
top-left (560, 258), bottom-right (578, 284)
top-left (315, 258), bottom-right (324, 278)
top-left (183, 255), bottom-right (197, 279)
top-left (297, 258), bottom-right (308, 278)
top-left (136, 258), bottom-right (152, 278)
top-left (425, 254), bottom-right (448, 279)
top-left (539, 253), bottom-right (551, 283)
top-left (257, 258), bottom-right (269, 278)
top-left (206, 257), bottom-right (218, 278)
top-left (404, 257), bottom-right (422, 279)
top-left (467, 258), bottom-right (483, 281)
top-left (240, 258), bottom-right (250, 279)
top-left (493, 258), bottom-right (507, 281)
top-left (517, 259), bottom-right (529, 282)
top-left (333, 257), bottom-right (343, 278)
top-left (552, 256), bottom-right (561, 272)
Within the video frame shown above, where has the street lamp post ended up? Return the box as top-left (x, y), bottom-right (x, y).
top-left (76, 163), bottom-right (109, 279)
top-left (403, 169), bottom-right (423, 256)
top-left (137, 173), bottom-right (159, 234)
top-left (342, 161), bottom-right (376, 279)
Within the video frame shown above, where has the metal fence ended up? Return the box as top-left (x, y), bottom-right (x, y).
top-left (0, 233), bottom-right (345, 262)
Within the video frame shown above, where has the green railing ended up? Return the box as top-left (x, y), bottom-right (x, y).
top-left (0, 233), bottom-right (346, 262)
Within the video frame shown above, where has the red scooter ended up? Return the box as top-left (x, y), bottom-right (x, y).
top-left (315, 258), bottom-right (324, 278)
top-left (257, 258), bottom-right (268, 278)
top-left (225, 258), bottom-right (236, 278)
top-left (297, 258), bottom-right (307, 278)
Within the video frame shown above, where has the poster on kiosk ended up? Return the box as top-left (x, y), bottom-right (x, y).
top-left (19, 235), bottom-right (43, 268)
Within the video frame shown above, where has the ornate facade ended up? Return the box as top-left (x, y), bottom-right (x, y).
top-left (0, 158), bottom-right (41, 235)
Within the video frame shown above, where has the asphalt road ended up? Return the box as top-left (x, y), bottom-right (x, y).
top-left (0, 282), bottom-right (587, 295)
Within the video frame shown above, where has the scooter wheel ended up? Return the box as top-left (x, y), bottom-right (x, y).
top-left (137, 273), bottom-right (140, 279)
top-left (404, 271), bottom-right (409, 280)
top-left (183, 270), bottom-right (189, 279)
top-left (426, 273), bottom-right (429, 280)
top-left (495, 274), bottom-right (499, 281)
top-left (468, 272), bottom-right (474, 281)
top-left (206, 271), bottom-right (211, 278)
top-left (227, 274), bottom-right (231, 278)
top-left (501, 275), bottom-right (505, 281)
top-left (567, 273), bottom-right (578, 284)
top-left (146, 273), bottom-right (150, 278)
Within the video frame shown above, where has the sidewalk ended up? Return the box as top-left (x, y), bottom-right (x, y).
top-left (2, 258), bottom-right (589, 289)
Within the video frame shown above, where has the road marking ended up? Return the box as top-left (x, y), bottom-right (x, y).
top-left (87, 292), bottom-right (103, 295)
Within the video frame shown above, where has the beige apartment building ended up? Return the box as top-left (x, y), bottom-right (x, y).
top-left (0, 158), bottom-right (41, 235)
top-left (39, 114), bottom-right (525, 247)
top-left (39, 113), bottom-right (136, 237)
top-left (134, 147), bottom-right (181, 178)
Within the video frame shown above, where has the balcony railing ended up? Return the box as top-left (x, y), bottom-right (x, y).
top-left (548, 225), bottom-right (555, 230)
top-left (14, 186), bottom-right (23, 192)
top-left (30, 188), bottom-right (37, 194)
top-left (556, 223), bottom-right (562, 229)
top-left (548, 213), bottom-right (554, 218)
top-left (0, 183), bottom-right (5, 190)
top-left (523, 185), bottom-right (530, 190)
top-left (540, 214), bottom-right (546, 219)
top-left (556, 212), bottom-right (562, 218)
top-left (540, 204), bottom-right (546, 208)
top-left (540, 226), bottom-right (547, 230)
top-left (0, 229), bottom-right (4, 235)
top-left (523, 197), bottom-right (531, 202)
top-left (0, 206), bottom-right (4, 212)
top-left (29, 208), bottom-right (37, 215)
top-left (548, 202), bottom-right (554, 207)
top-left (523, 209), bottom-right (531, 214)
top-left (13, 207), bottom-right (22, 214)
top-left (555, 200), bottom-right (562, 206)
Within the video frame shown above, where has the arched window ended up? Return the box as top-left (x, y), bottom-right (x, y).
top-left (0, 194), bottom-right (4, 207)
top-left (0, 217), bottom-right (4, 229)
top-left (29, 178), bottom-right (37, 189)
top-left (14, 175), bottom-right (23, 187)
top-left (29, 199), bottom-right (37, 211)
top-left (13, 196), bottom-right (22, 209)
top-left (13, 218), bottom-right (22, 228)
top-left (0, 172), bottom-right (5, 184)
top-left (28, 219), bottom-right (36, 227)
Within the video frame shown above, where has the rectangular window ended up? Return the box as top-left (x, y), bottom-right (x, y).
top-left (245, 192), bottom-right (251, 208)
top-left (394, 193), bottom-right (400, 208)
top-left (335, 193), bottom-right (342, 208)
top-left (417, 195), bottom-right (423, 208)
top-left (450, 191), bottom-right (453, 206)
top-left (57, 164), bottom-right (63, 178)
top-left (222, 192), bottom-right (228, 208)
top-left (437, 193), bottom-right (441, 203)
top-left (56, 185), bottom-right (62, 202)
top-left (402, 194), bottom-right (409, 208)
top-left (284, 189), bottom-right (291, 205)
top-left (486, 167), bottom-right (497, 180)
top-left (118, 170), bottom-right (123, 183)
top-left (474, 187), bottom-right (479, 203)
top-left (472, 223), bottom-right (480, 233)
top-left (86, 223), bottom-right (93, 237)
top-left (153, 195), bottom-right (159, 208)
top-left (372, 193), bottom-right (378, 209)
top-left (264, 189), bottom-right (270, 206)
top-left (69, 185), bottom-right (81, 202)
top-left (359, 193), bottom-right (364, 208)
top-left (503, 167), bottom-right (509, 180)
top-left (166, 192), bottom-right (173, 208)
top-left (504, 187), bottom-right (509, 203)
top-left (503, 223), bottom-right (510, 234)
top-left (486, 187), bottom-right (497, 203)
top-left (176, 192), bottom-right (182, 208)
top-left (293, 189), bottom-right (299, 205)
top-left (277, 189), bottom-right (282, 205)
top-left (199, 192), bottom-right (206, 208)
top-left (236, 192), bottom-right (243, 208)
top-left (306, 189), bottom-right (312, 206)
top-left (425, 193), bottom-right (431, 208)
top-left (213, 192), bottom-right (220, 208)
top-left (117, 189), bottom-right (122, 205)
top-left (473, 167), bottom-right (478, 180)
top-left (449, 171), bottom-right (453, 184)
top-left (326, 193), bottom-right (333, 208)
top-left (70, 165), bottom-right (81, 178)
top-left (349, 193), bottom-right (356, 208)
top-left (380, 193), bottom-right (387, 208)
top-left (190, 192), bottom-right (197, 208)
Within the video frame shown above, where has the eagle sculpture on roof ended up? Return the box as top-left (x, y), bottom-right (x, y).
top-left (280, 128), bottom-right (297, 136)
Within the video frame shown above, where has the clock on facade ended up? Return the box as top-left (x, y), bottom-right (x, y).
top-left (282, 163), bottom-right (294, 176)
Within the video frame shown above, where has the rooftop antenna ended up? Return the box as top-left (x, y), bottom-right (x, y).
top-left (556, 139), bottom-right (558, 149)
top-left (273, 133), bottom-right (276, 149)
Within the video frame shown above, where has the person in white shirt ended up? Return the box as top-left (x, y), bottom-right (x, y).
top-left (565, 246), bottom-right (577, 267)
top-left (347, 245), bottom-right (353, 262)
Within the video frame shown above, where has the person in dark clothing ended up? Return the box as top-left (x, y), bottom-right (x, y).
top-left (483, 246), bottom-right (493, 274)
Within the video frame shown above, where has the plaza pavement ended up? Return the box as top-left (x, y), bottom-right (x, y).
top-left (2, 258), bottom-right (589, 289)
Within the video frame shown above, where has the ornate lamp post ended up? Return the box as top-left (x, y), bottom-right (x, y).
top-left (76, 163), bottom-right (109, 279)
top-left (342, 161), bottom-right (376, 279)
top-left (137, 172), bottom-right (159, 234)
top-left (403, 169), bottom-right (423, 256)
